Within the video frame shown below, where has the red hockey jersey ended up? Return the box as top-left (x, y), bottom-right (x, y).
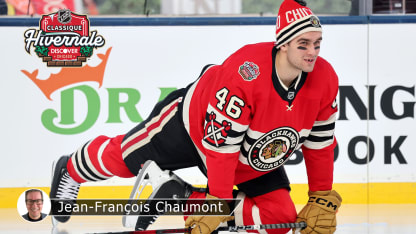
top-left (182, 42), bottom-right (338, 199)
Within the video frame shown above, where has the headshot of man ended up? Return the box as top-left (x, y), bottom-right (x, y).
top-left (22, 189), bottom-right (47, 222)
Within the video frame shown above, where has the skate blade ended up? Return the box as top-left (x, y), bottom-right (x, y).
top-left (122, 160), bottom-right (172, 228)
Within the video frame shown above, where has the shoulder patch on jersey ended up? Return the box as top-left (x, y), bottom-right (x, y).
top-left (248, 126), bottom-right (299, 172)
top-left (203, 112), bottom-right (232, 147)
top-left (238, 61), bottom-right (260, 81)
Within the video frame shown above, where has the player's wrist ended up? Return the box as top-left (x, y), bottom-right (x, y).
top-left (307, 190), bottom-right (342, 212)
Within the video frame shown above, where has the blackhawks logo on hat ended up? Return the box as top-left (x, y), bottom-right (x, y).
top-left (24, 9), bottom-right (105, 67)
top-left (310, 16), bottom-right (321, 28)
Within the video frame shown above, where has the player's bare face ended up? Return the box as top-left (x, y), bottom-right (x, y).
top-left (286, 31), bottom-right (322, 73)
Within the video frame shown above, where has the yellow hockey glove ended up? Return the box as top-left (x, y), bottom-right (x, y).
top-left (185, 194), bottom-right (234, 234)
top-left (294, 190), bottom-right (342, 234)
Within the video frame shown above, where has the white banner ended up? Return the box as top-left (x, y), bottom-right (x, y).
top-left (0, 21), bottom-right (415, 187)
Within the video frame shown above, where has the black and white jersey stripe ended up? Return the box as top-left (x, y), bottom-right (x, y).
top-left (72, 140), bottom-right (113, 181)
top-left (303, 112), bottom-right (336, 150)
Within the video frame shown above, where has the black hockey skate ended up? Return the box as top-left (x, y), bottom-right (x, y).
top-left (122, 160), bottom-right (205, 231)
top-left (50, 155), bottom-right (80, 224)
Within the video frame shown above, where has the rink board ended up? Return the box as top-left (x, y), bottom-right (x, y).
top-left (0, 16), bottom-right (415, 208)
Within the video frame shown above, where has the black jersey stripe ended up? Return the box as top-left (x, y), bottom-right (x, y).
top-left (306, 135), bottom-right (334, 142)
top-left (299, 136), bottom-right (307, 144)
top-left (311, 122), bottom-right (335, 132)
top-left (240, 145), bottom-right (248, 158)
top-left (244, 134), bottom-right (257, 146)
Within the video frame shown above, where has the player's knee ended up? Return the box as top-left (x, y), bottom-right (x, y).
top-left (262, 207), bottom-right (297, 234)
top-left (255, 189), bottom-right (297, 234)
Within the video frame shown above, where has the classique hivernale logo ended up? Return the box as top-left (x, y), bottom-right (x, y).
top-left (24, 9), bottom-right (105, 67)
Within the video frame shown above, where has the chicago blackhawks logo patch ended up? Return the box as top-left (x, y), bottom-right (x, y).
top-left (238, 61), bottom-right (260, 81)
top-left (248, 127), bottom-right (299, 171)
top-left (203, 112), bottom-right (232, 147)
top-left (310, 16), bottom-right (321, 28)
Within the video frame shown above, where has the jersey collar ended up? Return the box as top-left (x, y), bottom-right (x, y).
top-left (271, 46), bottom-right (307, 107)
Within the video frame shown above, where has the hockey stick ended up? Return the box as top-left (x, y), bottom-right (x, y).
top-left (90, 221), bottom-right (306, 234)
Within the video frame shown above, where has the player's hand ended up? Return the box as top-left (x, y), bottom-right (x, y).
top-left (293, 190), bottom-right (342, 234)
top-left (185, 194), bottom-right (234, 234)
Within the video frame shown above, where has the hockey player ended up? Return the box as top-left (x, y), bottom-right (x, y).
top-left (50, 0), bottom-right (342, 233)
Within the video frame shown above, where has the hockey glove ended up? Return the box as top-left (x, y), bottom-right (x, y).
top-left (294, 190), bottom-right (342, 234)
top-left (185, 194), bottom-right (234, 234)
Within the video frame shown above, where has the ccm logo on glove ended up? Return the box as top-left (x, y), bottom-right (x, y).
top-left (308, 196), bottom-right (339, 211)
